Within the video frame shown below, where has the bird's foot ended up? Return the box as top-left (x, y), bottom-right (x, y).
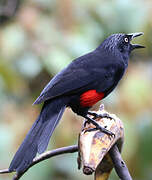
top-left (84, 115), bottom-right (115, 137)
top-left (82, 120), bottom-right (90, 128)
top-left (88, 111), bottom-right (114, 120)
top-left (84, 127), bottom-right (98, 133)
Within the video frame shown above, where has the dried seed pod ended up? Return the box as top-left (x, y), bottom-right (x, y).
top-left (78, 105), bottom-right (124, 180)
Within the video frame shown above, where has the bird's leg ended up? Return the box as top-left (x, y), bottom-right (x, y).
top-left (82, 111), bottom-right (99, 129)
top-left (82, 115), bottom-right (97, 130)
top-left (82, 111), bottom-right (98, 129)
top-left (84, 115), bottom-right (115, 136)
top-left (88, 111), bottom-right (114, 120)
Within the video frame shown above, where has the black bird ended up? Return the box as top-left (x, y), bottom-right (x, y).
top-left (9, 32), bottom-right (144, 173)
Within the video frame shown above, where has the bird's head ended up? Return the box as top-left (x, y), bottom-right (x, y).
top-left (98, 32), bottom-right (145, 59)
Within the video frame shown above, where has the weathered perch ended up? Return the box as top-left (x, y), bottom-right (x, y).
top-left (78, 104), bottom-right (131, 180)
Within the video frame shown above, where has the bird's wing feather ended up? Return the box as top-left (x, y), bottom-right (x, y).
top-left (33, 67), bottom-right (96, 104)
top-left (34, 52), bottom-right (125, 104)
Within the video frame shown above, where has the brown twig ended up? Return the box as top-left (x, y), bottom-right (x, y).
top-left (0, 145), bottom-right (78, 180)
top-left (109, 144), bottom-right (132, 180)
top-left (0, 169), bottom-right (10, 174)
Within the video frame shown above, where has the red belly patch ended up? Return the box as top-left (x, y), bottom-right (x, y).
top-left (80, 90), bottom-right (104, 107)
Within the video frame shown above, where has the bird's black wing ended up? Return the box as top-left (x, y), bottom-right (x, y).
top-left (34, 52), bottom-right (125, 104)
top-left (34, 67), bottom-right (96, 104)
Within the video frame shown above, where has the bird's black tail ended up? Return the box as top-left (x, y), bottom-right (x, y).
top-left (9, 98), bottom-right (67, 173)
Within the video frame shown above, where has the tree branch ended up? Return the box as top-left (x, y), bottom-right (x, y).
top-left (109, 144), bottom-right (132, 180)
top-left (0, 145), bottom-right (78, 180)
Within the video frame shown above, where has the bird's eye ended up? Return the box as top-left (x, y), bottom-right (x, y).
top-left (124, 37), bottom-right (129, 43)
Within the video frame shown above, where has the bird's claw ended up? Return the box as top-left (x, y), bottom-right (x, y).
top-left (84, 124), bottom-right (115, 137)
top-left (88, 111), bottom-right (114, 120)
top-left (84, 114), bottom-right (115, 137)
top-left (83, 120), bottom-right (90, 127)
top-left (96, 125), bottom-right (115, 137)
top-left (84, 127), bottom-right (98, 133)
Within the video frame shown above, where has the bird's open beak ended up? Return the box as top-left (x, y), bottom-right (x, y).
top-left (128, 32), bottom-right (145, 49)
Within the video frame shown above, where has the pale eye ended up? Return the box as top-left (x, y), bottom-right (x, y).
top-left (124, 37), bottom-right (129, 43)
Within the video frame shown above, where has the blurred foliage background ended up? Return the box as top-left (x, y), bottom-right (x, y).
top-left (0, 0), bottom-right (152, 179)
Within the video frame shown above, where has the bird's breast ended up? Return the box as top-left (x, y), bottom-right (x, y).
top-left (80, 89), bottom-right (104, 107)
